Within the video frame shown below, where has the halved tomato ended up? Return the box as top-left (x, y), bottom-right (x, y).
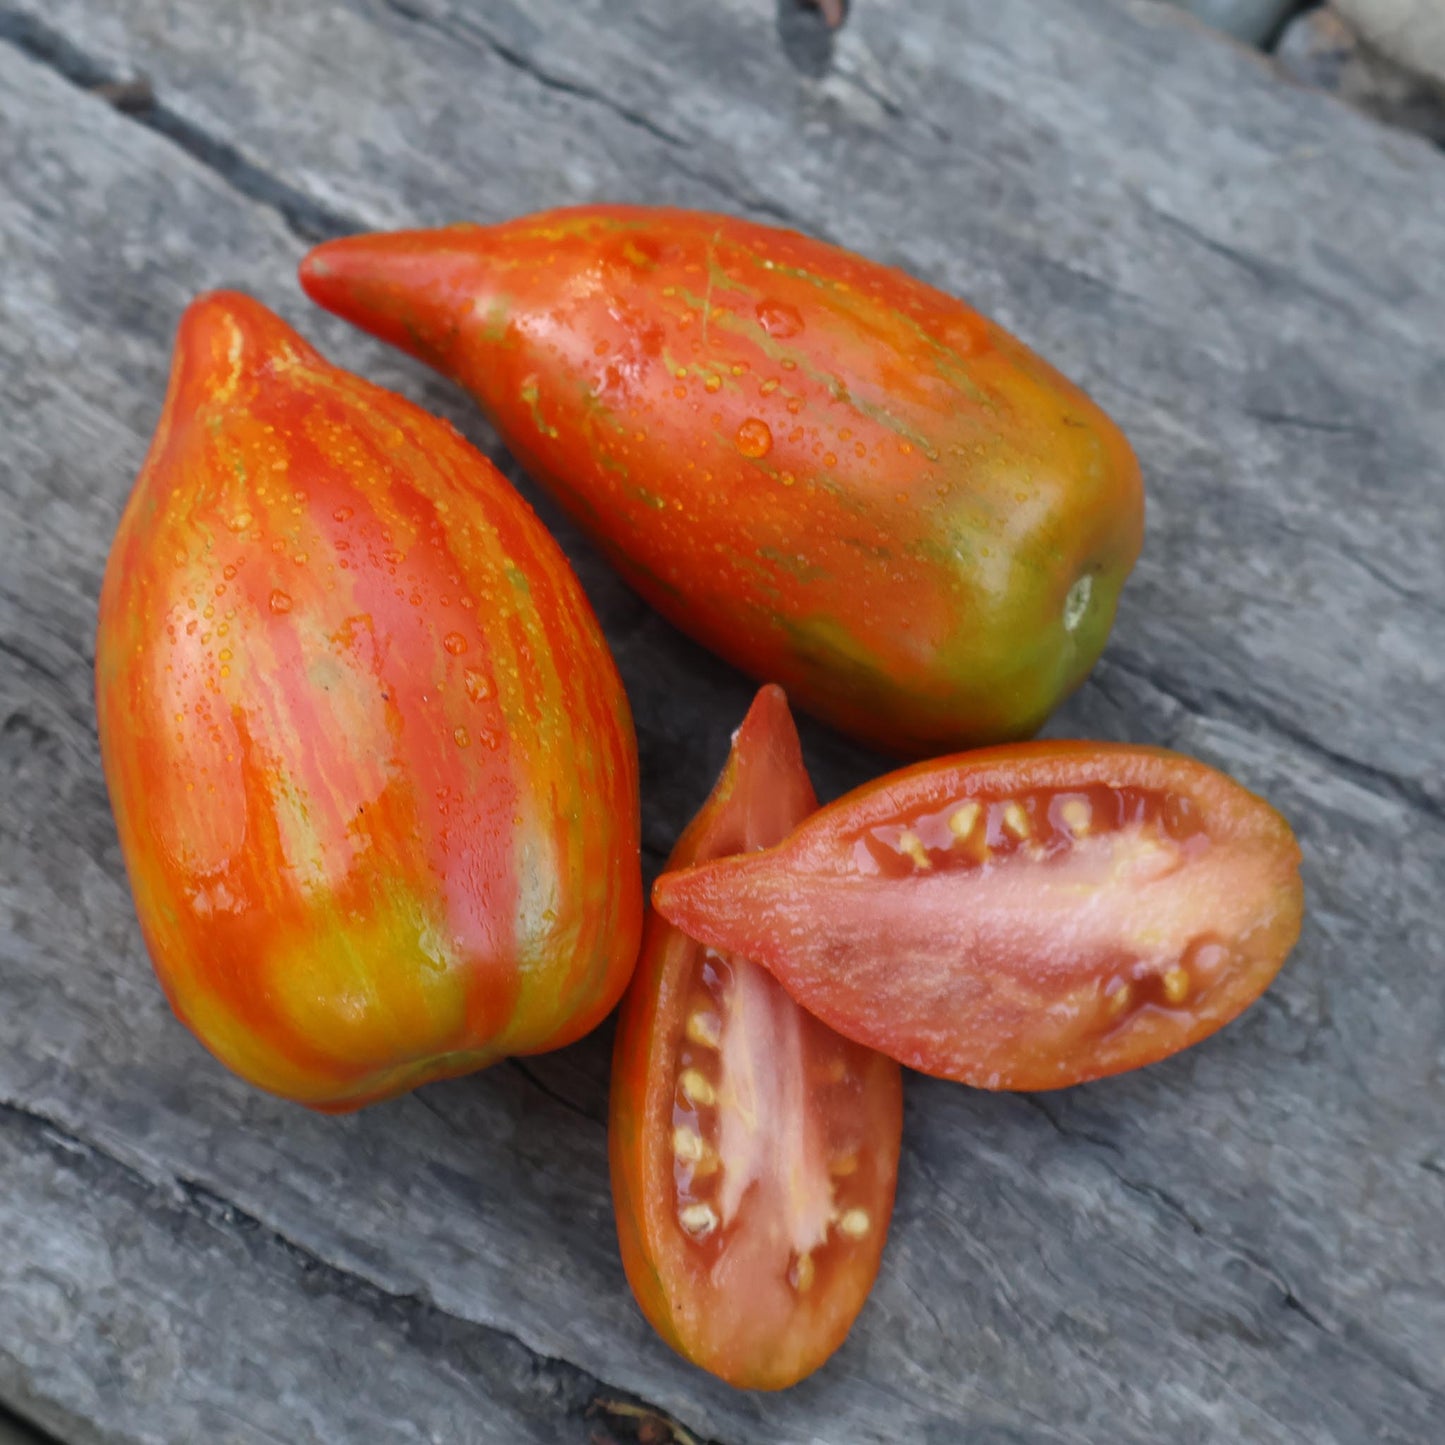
top-left (609, 686), bottom-right (903, 1390)
top-left (653, 741), bottom-right (1304, 1091)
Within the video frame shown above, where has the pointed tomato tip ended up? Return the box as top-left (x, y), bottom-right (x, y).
top-left (726, 684), bottom-right (814, 830)
top-left (298, 227), bottom-right (498, 369)
top-left (296, 240), bottom-right (351, 307)
top-left (650, 862), bottom-right (718, 934)
top-left (170, 292), bottom-right (319, 408)
top-left (731, 683), bottom-right (792, 750)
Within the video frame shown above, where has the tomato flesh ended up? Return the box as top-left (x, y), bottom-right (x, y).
top-left (610, 687), bottom-right (903, 1389)
top-left (653, 742), bottom-right (1304, 1091)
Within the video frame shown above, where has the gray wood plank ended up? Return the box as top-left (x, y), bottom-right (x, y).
top-left (0, 2), bottom-right (1442, 1442)
top-left (0, 1101), bottom-right (690, 1445)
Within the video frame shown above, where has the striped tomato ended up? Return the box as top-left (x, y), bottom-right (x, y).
top-left (299, 207), bottom-right (1144, 755)
top-left (95, 292), bottom-right (641, 1111)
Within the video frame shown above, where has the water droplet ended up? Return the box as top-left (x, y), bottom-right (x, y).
top-left (269, 590), bottom-right (293, 613)
top-left (333, 506), bottom-right (353, 523)
top-left (479, 728), bottom-right (501, 750)
top-left (780, 471), bottom-right (796, 487)
top-left (736, 418), bottom-right (773, 459)
top-left (464, 668), bottom-right (493, 704)
top-left (453, 727), bottom-right (470, 748)
top-left (222, 564), bottom-right (237, 580)
top-left (704, 375), bottom-right (722, 394)
top-left (759, 378), bottom-right (779, 396)
top-left (756, 300), bottom-right (803, 338)
top-left (443, 632), bottom-right (469, 656)
top-left (823, 451), bottom-right (838, 468)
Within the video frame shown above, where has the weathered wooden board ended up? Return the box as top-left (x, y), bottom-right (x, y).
top-left (0, 1), bottom-right (1442, 1442)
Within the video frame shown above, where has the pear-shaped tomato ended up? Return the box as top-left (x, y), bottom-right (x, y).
top-left (299, 207), bottom-right (1144, 756)
top-left (95, 292), bottom-right (641, 1111)
top-left (654, 743), bottom-right (1303, 1090)
top-left (611, 687), bottom-right (902, 1389)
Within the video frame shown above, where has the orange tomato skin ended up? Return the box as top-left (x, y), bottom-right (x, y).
top-left (95, 292), bottom-right (641, 1111)
top-left (610, 686), bottom-right (902, 1389)
top-left (300, 207), bottom-right (1144, 756)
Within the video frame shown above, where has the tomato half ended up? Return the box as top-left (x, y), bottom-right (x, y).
top-left (610, 687), bottom-right (903, 1389)
top-left (653, 742), bottom-right (1304, 1091)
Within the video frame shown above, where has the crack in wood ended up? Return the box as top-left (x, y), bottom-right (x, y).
top-left (370, 0), bottom-right (694, 150)
top-left (0, 7), bottom-right (365, 243)
top-left (0, 1096), bottom-right (727, 1445)
top-left (1006, 1093), bottom-right (1445, 1412)
top-left (1099, 651), bottom-right (1444, 825)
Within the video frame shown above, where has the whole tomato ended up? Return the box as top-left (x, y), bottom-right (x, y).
top-left (611, 686), bottom-right (902, 1389)
top-left (654, 742), bottom-right (1303, 1090)
top-left (300, 207), bottom-right (1144, 756)
top-left (94, 292), bottom-right (642, 1111)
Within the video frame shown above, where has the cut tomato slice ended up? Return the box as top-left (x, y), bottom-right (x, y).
top-left (653, 741), bottom-right (1304, 1091)
top-left (609, 686), bottom-right (903, 1390)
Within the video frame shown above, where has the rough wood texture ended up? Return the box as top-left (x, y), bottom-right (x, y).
top-left (0, 2), bottom-right (1442, 1441)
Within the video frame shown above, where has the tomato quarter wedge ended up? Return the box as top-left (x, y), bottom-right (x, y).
top-left (653, 742), bottom-right (1304, 1091)
top-left (610, 686), bottom-right (903, 1390)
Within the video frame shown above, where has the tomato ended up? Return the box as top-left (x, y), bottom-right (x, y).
top-left (94, 292), bottom-right (641, 1111)
top-left (299, 207), bottom-right (1143, 756)
top-left (653, 742), bottom-right (1303, 1090)
top-left (610, 686), bottom-right (903, 1389)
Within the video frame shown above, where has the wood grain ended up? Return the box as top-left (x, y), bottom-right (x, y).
top-left (0, 2), bottom-right (1442, 1441)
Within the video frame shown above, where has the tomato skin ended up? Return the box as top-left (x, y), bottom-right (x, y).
top-left (94, 292), bottom-right (641, 1111)
top-left (610, 686), bottom-right (902, 1389)
top-left (653, 742), bottom-right (1304, 1091)
top-left (299, 207), bottom-right (1144, 756)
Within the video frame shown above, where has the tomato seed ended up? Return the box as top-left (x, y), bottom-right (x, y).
top-left (679, 1069), bottom-right (716, 1107)
top-left (836, 1208), bottom-right (871, 1240)
top-left (673, 1126), bottom-right (706, 1163)
top-left (1000, 801), bottom-right (1031, 839)
top-left (790, 1252), bottom-right (816, 1293)
top-left (947, 802), bottom-right (980, 839)
top-left (1161, 967), bottom-right (1191, 1006)
top-left (685, 1009), bottom-right (721, 1049)
top-left (679, 1203), bottom-right (719, 1238)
